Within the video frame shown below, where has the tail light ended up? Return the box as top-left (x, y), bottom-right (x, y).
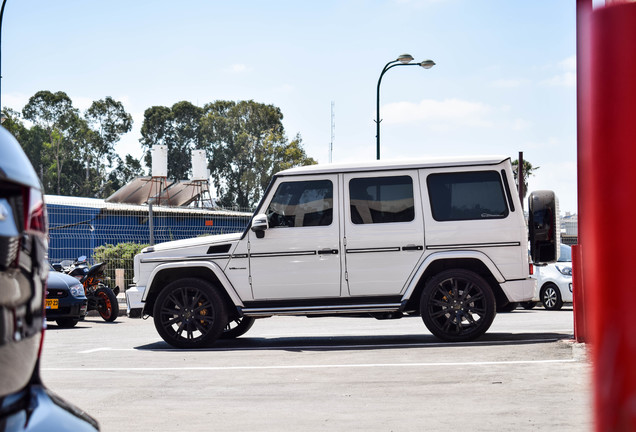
top-left (24, 187), bottom-right (47, 234)
top-left (529, 263), bottom-right (534, 276)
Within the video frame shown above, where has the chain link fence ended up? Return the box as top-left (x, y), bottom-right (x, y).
top-left (46, 195), bottom-right (252, 290)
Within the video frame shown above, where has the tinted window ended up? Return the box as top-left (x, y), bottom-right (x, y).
top-left (349, 176), bottom-right (414, 224)
top-left (266, 180), bottom-right (333, 227)
top-left (427, 171), bottom-right (508, 221)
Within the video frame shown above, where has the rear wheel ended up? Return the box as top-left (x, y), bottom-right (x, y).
top-left (221, 316), bottom-right (255, 339)
top-left (153, 278), bottom-right (227, 349)
top-left (421, 269), bottom-right (496, 342)
top-left (540, 283), bottom-right (563, 310)
top-left (56, 318), bottom-right (79, 328)
top-left (96, 287), bottom-right (118, 322)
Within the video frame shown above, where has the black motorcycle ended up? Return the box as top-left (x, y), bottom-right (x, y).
top-left (53, 256), bottom-right (120, 322)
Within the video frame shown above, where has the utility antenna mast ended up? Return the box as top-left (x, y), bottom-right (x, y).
top-left (330, 101), bottom-right (335, 163)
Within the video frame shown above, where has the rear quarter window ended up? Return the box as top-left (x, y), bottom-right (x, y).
top-left (427, 171), bottom-right (509, 221)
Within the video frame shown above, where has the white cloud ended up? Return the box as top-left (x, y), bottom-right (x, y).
top-left (540, 55), bottom-right (576, 87)
top-left (382, 98), bottom-right (494, 128)
top-left (227, 64), bottom-right (248, 73)
top-left (491, 78), bottom-right (530, 88)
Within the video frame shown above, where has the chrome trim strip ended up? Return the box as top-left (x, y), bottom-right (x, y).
top-left (241, 303), bottom-right (402, 317)
top-left (250, 251), bottom-right (317, 258)
top-left (426, 242), bottom-right (520, 250)
top-left (140, 254), bottom-right (233, 263)
top-left (346, 247), bottom-right (401, 254)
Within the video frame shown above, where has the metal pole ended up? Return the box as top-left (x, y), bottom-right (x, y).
top-left (375, 61), bottom-right (433, 160)
top-left (148, 203), bottom-right (155, 246)
top-left (518, 151), bottom-right (524, 210)
top-left (0, 0), bottom-right (8, 114)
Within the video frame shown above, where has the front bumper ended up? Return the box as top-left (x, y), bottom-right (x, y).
top-left (45, 298), bottom-right (87, 320)
top-left (125, 286), bottom-right (145, 318)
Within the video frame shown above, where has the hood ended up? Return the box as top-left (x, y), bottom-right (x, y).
top-left (145, 232), bottom-right (243, 253)
top-left (47, 271), bottom-right (82, 289)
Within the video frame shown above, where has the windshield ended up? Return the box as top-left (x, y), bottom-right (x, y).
top-left (559, 244), bottom-right (572, 262)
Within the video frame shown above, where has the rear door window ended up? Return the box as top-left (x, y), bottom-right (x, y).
top-left (427, 171), bottom-right (508, 221)
top-left (349, 175), bottom-right (414, 224)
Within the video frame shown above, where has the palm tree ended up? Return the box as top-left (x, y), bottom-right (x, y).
top-left (512, 159), bottom-right (539, 200)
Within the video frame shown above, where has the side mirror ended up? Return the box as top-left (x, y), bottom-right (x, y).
top-left (52, 263), bottom-right (63, 272)
top-left (528, 190), bottom-right (560, 264)
top-left (250, 214), bottom-right (269, 239)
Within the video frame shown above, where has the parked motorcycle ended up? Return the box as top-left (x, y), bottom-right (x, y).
top-left (53, 256), bottom-right (120, 322)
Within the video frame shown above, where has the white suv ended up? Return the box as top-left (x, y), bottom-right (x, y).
top-left (127, 156), bottom-right (558, 348)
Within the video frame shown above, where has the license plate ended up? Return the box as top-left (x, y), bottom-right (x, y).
top-left (46, 299), bottom-right (59, 309)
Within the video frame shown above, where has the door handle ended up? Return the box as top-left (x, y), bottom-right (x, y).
top-left (318, 249), bottom-right (338, 255)
top-left (402, 245), bottom-right (423, 251)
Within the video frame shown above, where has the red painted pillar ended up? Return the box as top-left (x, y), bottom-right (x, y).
top-left (580, 1), bottom-right (636, 430)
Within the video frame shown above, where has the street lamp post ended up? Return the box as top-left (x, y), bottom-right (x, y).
top-left (375, 54), bottom-right (435, 160)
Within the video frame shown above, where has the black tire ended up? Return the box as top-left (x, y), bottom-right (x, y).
top-left (153, 278), bottom-right (227, 349)
top-left (96, 287), bottom-right (119, 322)
top-left (420, 269), bottom-right (496, 342)
top-left (56, 318), bottom-right (79, 328)
top-left (498, 302), bottom-right (519, 313)
top-left (521, 301), bottom-right (537, 310)
top-left (221, 316), bottom-right (255, 339)
top-left (540, 283), bottom-right (563, 310)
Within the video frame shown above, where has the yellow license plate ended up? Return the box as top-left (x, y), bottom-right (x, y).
top-left (46, 299), bottom-right (59, 309)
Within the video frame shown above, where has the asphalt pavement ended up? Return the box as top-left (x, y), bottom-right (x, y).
top-left (40, 307), bottom-right (591, 432)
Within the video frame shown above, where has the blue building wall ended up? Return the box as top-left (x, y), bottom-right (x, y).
top-left (46, 198), bottom-right (251, 262)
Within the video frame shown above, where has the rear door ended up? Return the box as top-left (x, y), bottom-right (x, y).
top-left (343, 171), bottom-right (424, 296)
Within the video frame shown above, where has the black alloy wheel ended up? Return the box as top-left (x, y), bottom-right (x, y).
top-left (221, 316), bottom-right (256, 339)
top-left (153, 278), bottom-right (227, 349)
top-left (421, 269), bottom-right (496, 342)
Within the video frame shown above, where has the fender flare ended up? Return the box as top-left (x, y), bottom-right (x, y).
top-left (402, 250), bottom-right (506, 301)
top-left (142, 261), bottom-right (244, 307)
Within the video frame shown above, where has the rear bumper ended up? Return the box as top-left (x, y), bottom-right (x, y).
top-left (500, 278), bottom-right (536, 302)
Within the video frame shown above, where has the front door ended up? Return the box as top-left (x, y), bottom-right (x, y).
top-left (248, 175), bottom-right (342, 300)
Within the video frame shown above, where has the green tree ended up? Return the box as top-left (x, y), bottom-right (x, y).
top-left (139, 101), bottom-right (203, 180)
top-left (22, 91), bottom-right (82, 195)
top-left (200, 100), bottom-right (316, 208)
top-left (103, 154), bottom-right (145, 196)
top-left (512, 159), bottom-right (539, 199)
top-left (84, 96), bottom-right (133, 185)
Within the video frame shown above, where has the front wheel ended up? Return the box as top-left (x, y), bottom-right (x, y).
top-left (153, 278), bottom-right (227, 349)
top-left (420, 269), bottom-right (496, 342)
top-left (221, 316), bottom-right (255, 339)
top-left (540, 283), bottom-right (563, 310)
top-left (96, 287), bottom-right (119, 322)
top-left (56, 318), bottom-right (79, 328)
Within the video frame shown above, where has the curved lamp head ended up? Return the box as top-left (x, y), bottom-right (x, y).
top-left (397, 53), bottom-right (414, 64)
top-left (419, 59), bottom-right (436, 69)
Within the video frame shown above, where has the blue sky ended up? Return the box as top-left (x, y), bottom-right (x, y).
top-left (1, 0), bottom-right (577, 213)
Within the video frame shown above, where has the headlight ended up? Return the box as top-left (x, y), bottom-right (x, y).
top-left (69, 284), bottom-right (85, 297)
top-left (555, 265), bottom-right (572, 277)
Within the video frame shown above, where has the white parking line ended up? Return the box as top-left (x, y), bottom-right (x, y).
top-left (43, 358), bottom-right (576, 372)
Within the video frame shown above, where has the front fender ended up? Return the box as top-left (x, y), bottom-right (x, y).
top-left (402, 250), bottom-right (506, 300)
top-left (142, 261), bottom-right (244, 307)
